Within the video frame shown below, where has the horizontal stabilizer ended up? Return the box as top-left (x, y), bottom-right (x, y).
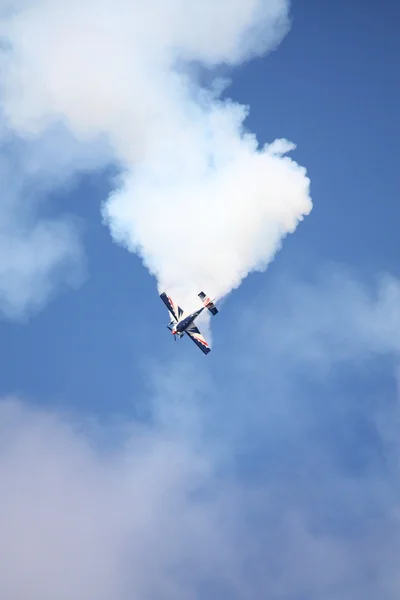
top-left (198, 291), bottom-right (218, 316)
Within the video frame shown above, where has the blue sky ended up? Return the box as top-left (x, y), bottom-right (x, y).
top-left (0, 1), bottom-right (399, 599)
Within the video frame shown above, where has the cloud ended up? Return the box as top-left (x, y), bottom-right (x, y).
top-left (247, 267), bottom-right (400, 374)
top-left (0, 210), bottom-right (83, 320)
top-left (220, 267), bottom-right (400, 451)
top-left (0, 136), bottom-right (87, 320)
top-left (2, 269), bottom-right (400, 599)
top-left (0, 0), bottom-right (311, 314)
top-left (0, 103), bottom-right (113, 320)
top-left (0, 397), bottom-right (242, 600)
top-left (226, 269), bottom-right (400, 599)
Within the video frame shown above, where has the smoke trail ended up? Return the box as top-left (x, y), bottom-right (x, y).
top-left (0, 0), bottom-right (312, 309)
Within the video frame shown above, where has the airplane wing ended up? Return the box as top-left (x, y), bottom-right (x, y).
top-left (160, 292), bottom-right (184, 322)
top-left (185, 324), bottom-right (211, 355)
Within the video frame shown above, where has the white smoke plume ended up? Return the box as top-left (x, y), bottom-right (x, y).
top-left (0, 0), bottom-right (312, 311)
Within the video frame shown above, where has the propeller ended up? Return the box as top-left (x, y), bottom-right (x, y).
top-left (167, 323), bottom-right (179, 342)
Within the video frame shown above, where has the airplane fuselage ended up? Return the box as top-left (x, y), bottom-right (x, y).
top-left (173, 307), bottom-right (205, 334)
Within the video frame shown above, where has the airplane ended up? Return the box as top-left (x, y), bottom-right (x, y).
top-left (160, 291), bottom-right (218, 355)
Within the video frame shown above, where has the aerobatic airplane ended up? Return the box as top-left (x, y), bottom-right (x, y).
top-left (160, 291), bottom-right (218, 355)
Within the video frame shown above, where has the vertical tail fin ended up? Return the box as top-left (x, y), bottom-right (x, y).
top-left (198, 291), bottom-right (218, 315)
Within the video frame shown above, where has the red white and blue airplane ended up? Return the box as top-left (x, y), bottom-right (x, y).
top-left (160, 291), bottom-right (218, 355)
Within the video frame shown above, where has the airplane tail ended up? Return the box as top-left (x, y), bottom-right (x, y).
top-left (198, 291), bottom-right (218, 316)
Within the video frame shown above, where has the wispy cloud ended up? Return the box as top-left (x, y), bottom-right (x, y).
top-left (0, 120), bottom-right (114, 320)
top-left (2, 268), bottom-right (400, 599)
top-left (0, 397), bottom-right (241, 600)
top-left (220, 269), bottom-right (400, 599)
top-left (248, 266), bottom-right (400, 373)
top-left (0, 153), bottom-right (77, 319)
